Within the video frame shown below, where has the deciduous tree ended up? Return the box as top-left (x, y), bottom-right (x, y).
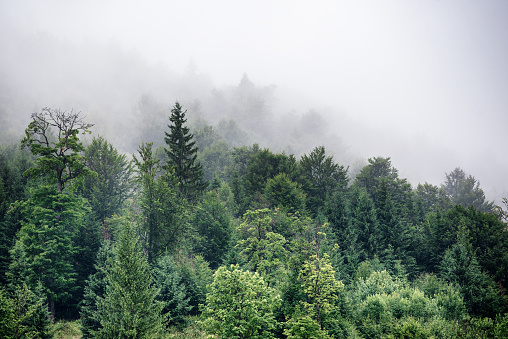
top-left (202, 264), bottom-right (281, 339)
top-left (21, 107), bottom-right (93, 194)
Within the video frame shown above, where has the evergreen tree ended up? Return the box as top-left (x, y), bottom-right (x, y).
top-left (264, 173), bottom-right (307, 214)
top-left (164, 102), bottom-right (206, 201)
top-left (133, 142), bottom-right (187, 263)
top-left (8, 186), bottom-right (88, 318)
top-left (0, 283), bottom-right (51, 339)
top-left (299, 146), bottom-right (349, 216)
top-left (442, 167), bottom-right (494, 213)
top-left (439, 231), bottom-right (505, 318)
top-left (153, 254), bottom-right (192, 328)
top-left (80, 241), bottom-right (113, 339)
top-left (93, 222), bottom-right (165, 338)
top-left (192, 190), bottom-right (233, 269)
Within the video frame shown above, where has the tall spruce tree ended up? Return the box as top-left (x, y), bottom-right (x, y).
top-left (164, 102), bottom-right (206, 201)
top-left (93, 221), bottom-right (165, 338)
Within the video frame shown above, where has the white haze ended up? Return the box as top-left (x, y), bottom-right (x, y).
top-left (1, 0), bottom-right (507, 202)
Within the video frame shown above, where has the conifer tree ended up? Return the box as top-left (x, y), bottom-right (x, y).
top-left (93, 222), bottom-right (165, 338)
top-left (133, 142), bottom-right (187, 262)
top-left (8, 186), bottom-right (88, 318)
top-left (164, 102), bottom-right (206, 201)
top-left (80, 241), bottom-right (113, 339)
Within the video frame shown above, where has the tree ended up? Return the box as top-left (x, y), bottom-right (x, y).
top-left (80, 136), bottom-right (132, 224)
top-left (93, 221), bottom-right (165, 338)
top-left (299, 146), bottom-right (349, 216)
top-left (442, 168), bottom-right (494, 213)
top-left (8, 186), bottom-right (88, 318)
top-left (0, 283), bottom-right (51, 339)
top-left (196, 140), bottom-right (232, 182)
top-left (236, 209), bottom-right (291, 287)
top-left (264, 173), bottom-right (306, 214)
top-left (133, 142), bottom-right (187, 263)
top-left (192, 191), bottom-right (233, 269)
top-left (153, 254), bottom-right (192, 328)
top-left (354, 157), bottom-right (413, 216)
top-left (298, 253), bottom-right (343, 330)
top-left (414, 182), bottom-right (453, 214)
top-left (164, 102), bottom-right (206, 201)
top-left (79, 241), bottom-right (113, 339)
top-left (439, 232), bottom-right (505, 318)
top-left (202, 264), bottom-right (281, 339)
top-left (21, 107), bottom-right (94, 194)
top-left (0, 145), bottom-right (33, 285)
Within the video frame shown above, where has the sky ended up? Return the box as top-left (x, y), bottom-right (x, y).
top-left (1, 0), bottom-right (507, 200)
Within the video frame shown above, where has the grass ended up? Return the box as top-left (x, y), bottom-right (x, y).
top-left (50, 320), bottom-right (82, 339)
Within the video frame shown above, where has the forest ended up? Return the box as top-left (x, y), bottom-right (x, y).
top-left (0, 99), bottom-right (507, 339)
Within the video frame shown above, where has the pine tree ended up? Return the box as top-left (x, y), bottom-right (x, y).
top-left (93, 222), bottom-right (165, 338)
top-left (164, 102), bottom-right (206, 201)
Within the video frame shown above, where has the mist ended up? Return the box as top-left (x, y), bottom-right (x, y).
top-left (1, 0), bottom-right (507, 202)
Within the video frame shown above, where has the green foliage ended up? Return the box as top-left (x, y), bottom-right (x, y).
top-left (202, 264), bottom-right (281, 339)
top-left (264, 172), bottom-right (306, 214)
top-left (349, 270), bottom-right (465, 338)
top-left (170, 252), bottom-right (213, 316)
top-left (80, 241), bottom-right (113, 338)
top-left (439, 235), bottom-right (505, 318)
top-left (133, 142), bottom-right (188, 262)
top-left (192, 191), bottom-right (233, 269)
top-left (299, 145), bottom-right (349, 216)
top-left (236, 209), bottom-right (291, 287)
top-left (232, 147), bottom-right (297, 214)
top-left (50, 320), bottom-right (82, 339)
top-left (442, 167), bottom-right (494, 213)
top-left (93, 222), bottom-right (165, 338)
top-left (415, 182), bottom-right (453, 214)
top-left (197, 140), bottom-right (232, 182)
top-left (413, 274), bottom-right (466, 321)
top-left (0, 283), bottom-right (51, 339)
top-left (284, 315), bottom-right (333, 339)
top-left (216, 118), bottom-right (250, 147)
top-left (8, 186), bottom-right (88, 317)
top-left (153, 254), bottom-right (192, 328)
top-left (299, 253), bottom-right (344, 329)
top-left (164, 102), bottom-right (207, 201)
top-left (80, 136), bottom-right (132, 223)
top-left (21, 108), bottom-right (94, 194)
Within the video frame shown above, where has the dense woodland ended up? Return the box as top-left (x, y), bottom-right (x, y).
top-left (1, 101), bottom-right (508, 338)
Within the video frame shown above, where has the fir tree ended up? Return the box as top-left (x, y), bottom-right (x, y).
top-left (80, 241), bottom-right (113, 339)
top-left (93, 222), bottom-right (165, 338)
top-left (8, 186), bottom-right (88, 318)
top-left (164, 102), bottom-right (206, 201)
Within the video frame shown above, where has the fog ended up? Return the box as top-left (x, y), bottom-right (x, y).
top-left (1, 0), bottom-right (507, 202)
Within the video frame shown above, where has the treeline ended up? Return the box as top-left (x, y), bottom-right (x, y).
top-left (0, 103), bottom-right (507, 338)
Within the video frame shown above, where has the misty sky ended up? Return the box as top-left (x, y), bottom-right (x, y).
top-left (1, 0), bottom-right (508, 200)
